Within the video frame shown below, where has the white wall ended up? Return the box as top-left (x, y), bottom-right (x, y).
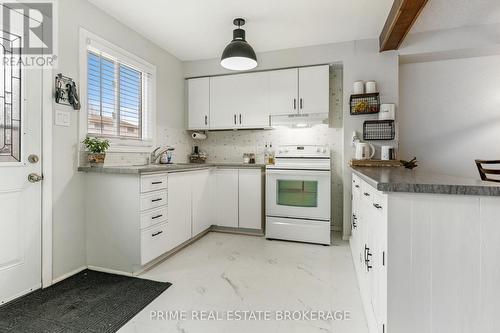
top-left (399, 54), bottom-right (500, 178)
top-left (184, 39), bottom-right (399, 238)
top-left (52, 0), bottom-right (187, 280)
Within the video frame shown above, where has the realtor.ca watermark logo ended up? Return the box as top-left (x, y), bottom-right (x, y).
top-left (1, 1), bottom-right (58, 68)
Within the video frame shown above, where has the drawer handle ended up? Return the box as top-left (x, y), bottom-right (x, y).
top-left (152, 214), bottom-right (163, 220)
top-left (152, 231), bottom-right (163, 237)
top-left (151, 198), bottom-right (163, 202)
top-left (151, 181), bottom-right (163, 185)
top-left (355, 185), bottom-right (360, 188)
top-left (364, 192), bottom-right (370, 197)
top-left (373, 203), bottom-right (382, 209)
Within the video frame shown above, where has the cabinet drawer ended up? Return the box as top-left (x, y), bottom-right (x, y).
top-left (141, 223), bottom-right (168, 265)
top-left (140, 206), bottom-right (168, 229)
top-left (141, 174), bottom-right (168, 193)
top-left (140, 191), bottom-right (167, 211)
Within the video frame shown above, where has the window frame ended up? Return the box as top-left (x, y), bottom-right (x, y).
top-left (79, 28), bottom-right (156, 153)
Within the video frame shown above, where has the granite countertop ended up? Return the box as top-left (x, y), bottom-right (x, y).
top-left (78, 162), bottom-right (266, 174)
top-left (351, 167), bottom-right (500, 196)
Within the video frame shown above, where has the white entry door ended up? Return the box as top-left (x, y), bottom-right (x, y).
top-left (0, 17), bottom-right (44, 304)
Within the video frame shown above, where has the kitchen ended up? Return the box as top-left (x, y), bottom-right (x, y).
top-left (1, 1), bottom-right (500, 333)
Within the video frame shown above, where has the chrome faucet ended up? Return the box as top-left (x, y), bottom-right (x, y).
top-left (150, 146), bottom-right (175, 164)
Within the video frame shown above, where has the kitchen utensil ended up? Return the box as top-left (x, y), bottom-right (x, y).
top-left (379, 104), bottom-right (395, 120)
top-left (381, 146), bottom-right (395, 160)
top-left (365, 81), bottom-right (377, 93)
top-left (355, 142), bottom-right (375, 160)
top-left (353, 81), bottom-right (364, 94)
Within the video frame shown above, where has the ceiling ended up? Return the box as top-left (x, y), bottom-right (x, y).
top-left (88, 0), bottom-right (393, 61)
top-left (411, 0), bottom-right (500, 33)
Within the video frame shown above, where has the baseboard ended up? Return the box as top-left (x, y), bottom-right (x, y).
top-left (51, 266), bottom-right (87, 285)
top-left (87, 265), bottom-right (134, 277)
top-left (211, 225), bottom-right (264, 236)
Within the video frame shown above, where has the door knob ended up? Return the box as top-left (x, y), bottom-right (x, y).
top-left (28, 173), bottom-right (44, 183)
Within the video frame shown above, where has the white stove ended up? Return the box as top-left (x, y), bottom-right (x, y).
top-left (266, 145), bottom-right (331, 245)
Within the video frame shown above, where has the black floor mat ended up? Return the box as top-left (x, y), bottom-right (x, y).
top-left (0, 269), bottom-right (171, 332)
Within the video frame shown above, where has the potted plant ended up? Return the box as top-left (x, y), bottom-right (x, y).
top-left (82, 137), bottom-right (110, 165)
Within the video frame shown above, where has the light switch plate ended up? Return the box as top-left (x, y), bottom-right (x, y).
top-left (55, 109), bottom-right (70, 127)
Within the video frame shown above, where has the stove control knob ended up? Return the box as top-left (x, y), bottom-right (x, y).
top-left (322, 148), bottom-right (327, 154)
top-left (316, 147), bottom-right (321, 153)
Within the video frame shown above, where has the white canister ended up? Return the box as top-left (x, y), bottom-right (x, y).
top-left (379, 104), bottom-right (396, 120)
top-left (353, 81), bottom-right (364, 94)
top-left (381, 146), bottom-right (396, 161)
top-left (365, 81), bottom-right (377, 93)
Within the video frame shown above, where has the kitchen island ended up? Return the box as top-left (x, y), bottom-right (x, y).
top-left (350, 167), bottom-right (500, 333)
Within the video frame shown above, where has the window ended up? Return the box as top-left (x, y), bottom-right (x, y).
top-left (81, 29), bottom-right (155, 148)
top-left (87, 51), bottom-right (145, 139)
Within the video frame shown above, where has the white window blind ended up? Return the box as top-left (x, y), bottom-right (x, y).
top-left (87, 49), bottom-right (152, 141)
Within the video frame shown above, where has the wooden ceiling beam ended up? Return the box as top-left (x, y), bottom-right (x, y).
top-left (379, 0), bottom-right (429, 52)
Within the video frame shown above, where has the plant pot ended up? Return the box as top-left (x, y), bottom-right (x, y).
top-left (88, 153), bottom-right (106, 165)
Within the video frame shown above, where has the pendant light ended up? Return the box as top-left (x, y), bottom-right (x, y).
top-left (220, 18), bottom-right (257, 71)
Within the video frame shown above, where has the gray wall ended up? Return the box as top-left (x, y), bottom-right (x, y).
top-left (399, 54), bottom-right (500, 178)
top-left (52, 0), bottom-right (186, 280)
top-left (184, 39), bottom-right (399, 239)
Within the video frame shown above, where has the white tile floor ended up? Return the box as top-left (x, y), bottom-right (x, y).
top-left (119, 232), bottom-right (368, 333)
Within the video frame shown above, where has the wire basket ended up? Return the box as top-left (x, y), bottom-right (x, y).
top-left (350, 93), bottom-right (380, 115)
top-left (363, 120), bottom-right (395, 141)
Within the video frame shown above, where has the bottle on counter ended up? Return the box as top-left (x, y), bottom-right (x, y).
top-left (269, 143), bottom-right (276, 165)
top-left (264, 143), bottom-right (270, 165)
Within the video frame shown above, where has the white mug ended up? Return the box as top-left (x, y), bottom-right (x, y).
top-left (355, 142), bottom-right (375, 160)
top-left (381, 146), bottom-right (395, 160)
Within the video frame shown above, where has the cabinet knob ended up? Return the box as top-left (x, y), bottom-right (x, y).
top-left (364, 192), bottom-right (370, 197)
top-left (373, 203), bottom-right (382, 209)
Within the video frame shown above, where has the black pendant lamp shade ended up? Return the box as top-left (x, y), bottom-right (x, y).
top-left (221, 18), bottom-right (257, 71)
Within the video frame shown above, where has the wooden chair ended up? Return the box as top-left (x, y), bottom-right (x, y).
top-left (475, 160), bottom-right (500, 183)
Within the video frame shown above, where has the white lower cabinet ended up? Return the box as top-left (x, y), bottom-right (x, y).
top-left (351, 174), bottom-right (387, 333)
top-left (167, 172), bottom-right (193, 251)
top-left (215, 169), bottom-right (239, 227)
top-left (191, 169), bottom-right (215, 237)
top-left (215, 168), bottom-right (263, 230)
top-left (85, 167), bottom-right (262, 275)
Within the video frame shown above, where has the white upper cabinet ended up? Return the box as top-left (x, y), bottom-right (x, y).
top-left (188, 65), bottom-right (329, 130)
top-left (210, 72), bottom-right (269, 129)
top-left (187, 77), bottom-right (210, 130)
top-left (298, 65), bottom-right (330, 114)
top-left (268, 68), bottom-right (299, 115)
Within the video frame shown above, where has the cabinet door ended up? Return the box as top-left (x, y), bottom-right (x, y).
top-left (268, 68), bottom-right (298, 115)
top-left (298, 65), bottom-right (330, 114)
top-left (191, 169), bottom-right (212, 237)
top-left (238, 169), bottom-right (262, 230)
top-left (167, 173), bottom-right (192, 250)
top-left (238, 72), bottom-right (270, 128)
top-left (188, 78), bottom-right (210, 130)
top-left (215, 169), bottom-right (239, 227)
top-left (210, 73), bottom-right (269, 129)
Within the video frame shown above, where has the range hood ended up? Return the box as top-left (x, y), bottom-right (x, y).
top-left (270, 113), bottom-right (329, 128)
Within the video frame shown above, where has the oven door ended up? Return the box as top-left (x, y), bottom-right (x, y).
top-left (266, 169), bottom-right (331, 221)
